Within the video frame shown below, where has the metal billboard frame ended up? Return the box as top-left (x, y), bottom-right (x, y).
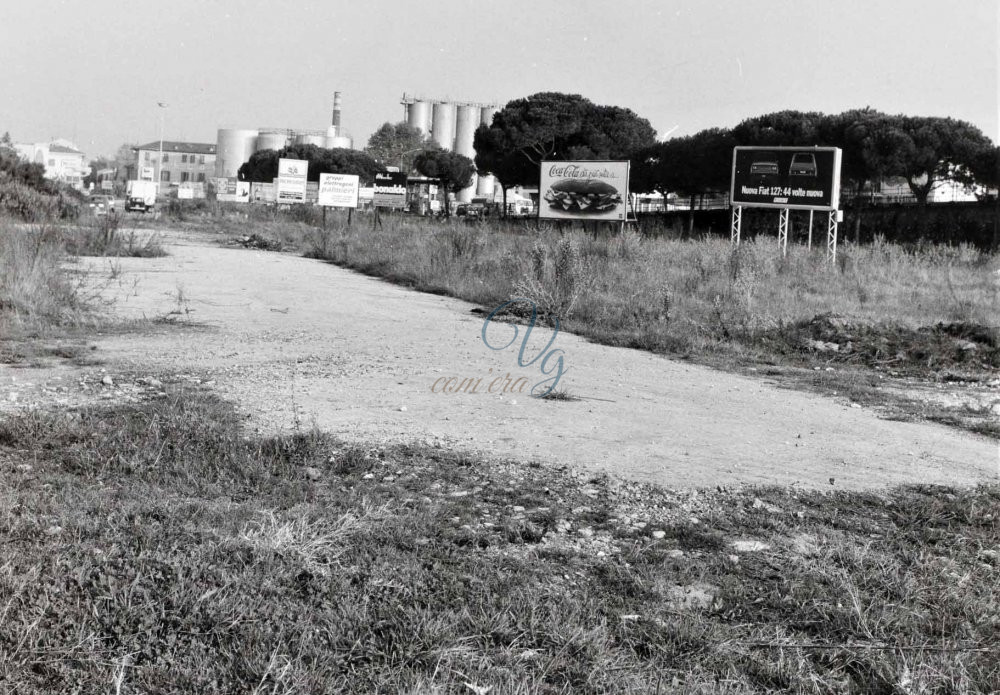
top-left (729, 146), bottom-right (842, 263)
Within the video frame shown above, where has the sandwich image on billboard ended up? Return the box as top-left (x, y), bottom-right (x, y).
top-left (730, 146), bottom-right (841, 211)
top-left (539, 161), bottom-right (629, 220)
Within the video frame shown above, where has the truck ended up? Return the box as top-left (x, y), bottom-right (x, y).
top-left (125, 180), bottom-right (158, 213)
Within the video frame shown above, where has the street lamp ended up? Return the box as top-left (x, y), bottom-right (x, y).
top-left (399, 147), bottom-right (424, 174)
top-left (156, 102), bottom-right (168, 194)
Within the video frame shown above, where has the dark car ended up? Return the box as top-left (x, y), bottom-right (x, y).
top-left (88, 194), bottom-right (116, 216)
top-left (749, 154), bottom-right (780, 177)
top-left (789, 152), bottom-right (818, 177)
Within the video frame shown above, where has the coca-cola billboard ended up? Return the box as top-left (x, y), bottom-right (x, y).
top-left (539, 161), bottom-right (629, 221)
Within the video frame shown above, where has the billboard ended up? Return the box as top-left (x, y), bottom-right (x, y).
top-left (216, 178), bottom-right (250, 203)
top-left (373, 172), bottom-right (407, 208)
top-left (251, 181), bottom-right (276, 203)
top-left (277, 158), bottom-right (308, 203)
top-left (318, 173), bottom-right (360, 208)
top-left (539, 161), bottom-right (629, 221)
top-left (730, 146), bottom-right (842, 211)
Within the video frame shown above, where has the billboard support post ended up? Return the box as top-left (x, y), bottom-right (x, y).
top-left (827, 210), bottom-right (838, 264)
top-left (808, 209), bottom-right (814, 249)
top-left (778, 208), bottom-right (789, 256)
top-left (730, 205), bottom-right (742, 246)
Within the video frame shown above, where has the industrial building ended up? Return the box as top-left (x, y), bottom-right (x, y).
top-left (215, 92), bottom-right (353, 179)
top-left (401, 94), bottom-right (500, 203)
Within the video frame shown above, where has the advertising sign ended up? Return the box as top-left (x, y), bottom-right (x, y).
top-left (318, 173), bottom-right (360, 208)
top-left (277, 158), bottom-right (308, 204)
top-left (216, 178), bottom-right (251, 203)
top-left (730, 146), bottom-right (842, 211)
top-left (140, 166), bottom-right (155, 181)
top-left (100, 180), bottom-right (113, 191)
top-left (373, 172), bottom-right (407, 208)
top-left (251, 182), bottom-right (276, 203)
top-left (538, 161), bottom-right (629, 221)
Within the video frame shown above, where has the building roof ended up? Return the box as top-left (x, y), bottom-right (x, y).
top-left (49, 143), bottom-right (83, 154)
top-left (134, 141), bottom-right (217, 155)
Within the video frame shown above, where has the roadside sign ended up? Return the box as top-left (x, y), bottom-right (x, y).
top-left (539, 161), bottom-right (629, 221)
top-left (730, 146), bottom-right (842, 211)
top-left (140, 166), bottom-right (155, 181)
top-left (318, 173), bottom-right (360, 208)
top-left (277, 158), bottom-right (308, 203)
top-left (251, 181), bottom-right (276, 203)
top-left (373, 172), bottom-right (407, 208)
top-left (100, 180), bottom-right (113, 191)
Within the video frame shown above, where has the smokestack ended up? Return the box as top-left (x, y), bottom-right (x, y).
top-left (332, 92), bottom-right (342, 130)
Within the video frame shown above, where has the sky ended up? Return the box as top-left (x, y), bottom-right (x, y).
top-left (1, 0), bottom-right (996, 159)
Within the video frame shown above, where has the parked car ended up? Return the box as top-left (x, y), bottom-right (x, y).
top-left (749, 153), bottom-right (780, 177)
top-left (89, 194), bottom-right (115, 216)
top-left (789, 152), bottom-right (818, 177)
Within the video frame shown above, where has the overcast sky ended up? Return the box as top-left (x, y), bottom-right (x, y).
top-left (1, 0), bottom-right (995, 158)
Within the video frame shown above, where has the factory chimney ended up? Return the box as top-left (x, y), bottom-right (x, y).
top-left (332, 92), bottom-right (342, 131)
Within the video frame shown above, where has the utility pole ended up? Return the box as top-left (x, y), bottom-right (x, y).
top-left (157, 102), bottom-right (168, 195)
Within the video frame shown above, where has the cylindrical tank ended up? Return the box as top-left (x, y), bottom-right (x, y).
top-left (407, 100), bottom-right (432, 136)
top-left (256, 130), bottom-right (289, 152)
top-left (454, 104), bottom-right (479, 157)
top-left (431, 102), bottom-right (456, 150)
top-left (480, 106), bottom-right (499, 127)
top-left (325, 135), bottom-right (353, 149)
top-left (476, 174), bottom-right (496, 198)
top-left (294, 132), bottom-right (326, 147)
top-left (457, 177), bottom-right (477, 204)
top-left (215, 128), bottom-right (259, 178)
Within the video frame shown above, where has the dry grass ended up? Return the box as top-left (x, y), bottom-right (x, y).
top-left (1, 389), bottom-right (998, 692)
top-left (0, 221), bottom-right (86, 327)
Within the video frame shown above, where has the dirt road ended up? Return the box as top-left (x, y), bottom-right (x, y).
top-left (27, 231), bottom-right (1000, 489)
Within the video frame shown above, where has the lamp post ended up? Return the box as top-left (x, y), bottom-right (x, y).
top-left (156, 102), bottom-right (168, 195)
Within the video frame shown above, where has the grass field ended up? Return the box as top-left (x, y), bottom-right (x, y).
top-left (1, 389), bottom-right (998, 693)
top-left (2, 208), bottom-right (999, 692)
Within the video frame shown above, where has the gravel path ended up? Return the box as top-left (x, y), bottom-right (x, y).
top-left (11, 230), bottom-right (998, 490)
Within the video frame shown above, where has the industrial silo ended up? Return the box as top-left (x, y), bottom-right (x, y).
top-left (454, 104), bottom-right (480, 203)
top-left (476, 174), bottom-right (496, 198)
top-left (294, 132), bottom-right (326, 147)
top-left (454, 105), bottom-right (478, 157)
top-left (431, 102), bottom-right (456, 151)
top-left (256, 130), bottom-right (289, 152)
top-left (327, 136), bottom-right (353, 149)
top-left (215, 129), bottom-right (259, 178)
top-left (480, 106), bottom-right (499, 127)
top-left (408, 100), bottom-right (432, 136)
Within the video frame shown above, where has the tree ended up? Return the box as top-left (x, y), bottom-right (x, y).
top-left (732, 110), bottom-right (827, 147)
top-left (892, 115), bottom-right (994, 207)
top-left (364, 122), bottom-right (432, 174)
top-left (238, 144), bottom-right (384, 184)
top-left (0, 132), bottom-right (15, 157)
top-left (112, 143), bottom-right (137, 181)
top-left (84, 157), bottom-right (113, 188)
top-left (473, 92), bottom-right (657, 199)
top-left (631, 128), bottom-right (735, 233)
top-left (472, 125), bottom-right (536, 217)
top-left (413, 149), bottom-right (476, 216)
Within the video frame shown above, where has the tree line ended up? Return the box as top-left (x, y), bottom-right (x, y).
top-left (230, 92), bottom-right (996, 220)
top-left (471, 95), bottom-right (997, 211)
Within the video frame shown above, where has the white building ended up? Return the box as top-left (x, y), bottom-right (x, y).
top-left (13, 140), bottom-right (89, 190)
